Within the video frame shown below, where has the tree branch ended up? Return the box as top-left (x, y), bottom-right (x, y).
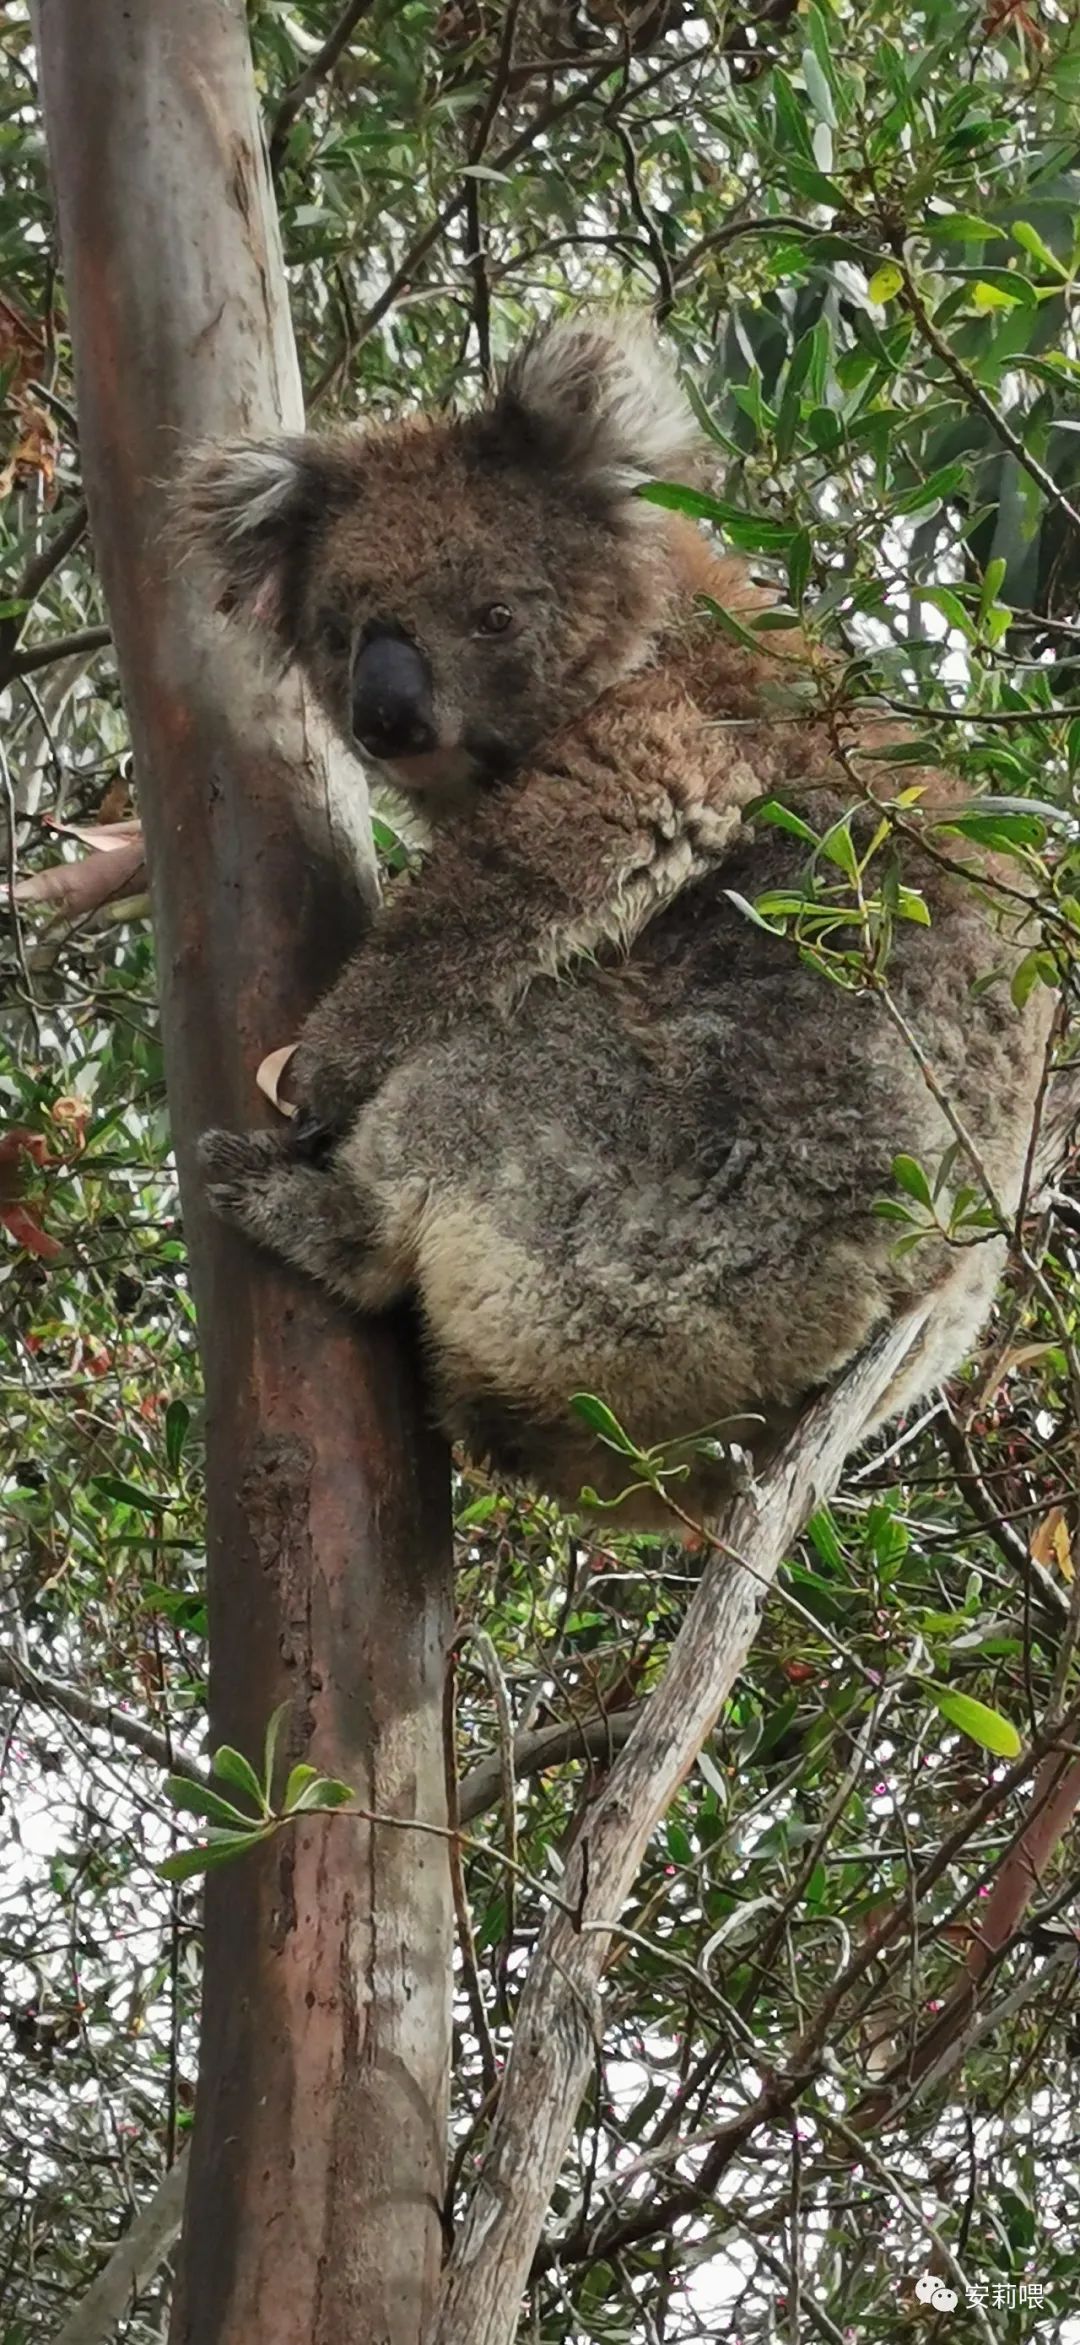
top-left (7, 623), bottom-right (111, 679)
top-left (267, 0), bottom-right (376, 180)
top-left (900, 258), bottom-right (1080, 541)
top-left (0, 497), bottom-right (88, 681)
top-left (355, 62), bottom-right (614, 349)
top-left (0, 1653), bottom-right (201, 1781)
top-left (0, 1649), bottom-right (635, 1825)
top-left (853, 1740), bottom-right (1080, 2127)
top-left (434, 1307), bottom-right (933, 2345)
top-left (49, 2153), bottom-right (189, 2345)
top-left (458, 1707), bottom-right (640, 1825)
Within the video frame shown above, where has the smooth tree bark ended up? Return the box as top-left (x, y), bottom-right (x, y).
top-left (34, 8), bottom-right (454, 2344)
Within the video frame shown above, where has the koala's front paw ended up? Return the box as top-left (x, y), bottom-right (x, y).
top-left (289, 1028), bottom-right (382, 1132)
top-left (198, 1127), bottom-right (289, 1228)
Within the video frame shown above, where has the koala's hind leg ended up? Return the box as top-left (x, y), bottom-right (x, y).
top-left (198, 1128), bottom-right (396, 1308)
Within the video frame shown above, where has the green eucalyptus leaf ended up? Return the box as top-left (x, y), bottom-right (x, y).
top-left (569, 1392), bottom-right (641, 1457)
top-left (892, 1154), bottom-right (933, 1209)
top-left (283, 1763), bottom-right (321, 1810)
top-left (287, 1777), bottom-right (355, 1813)
top-left (212, 1745), bottom-right (268, 1814)
top-left (262, 1701), bottom-right (293, 1803)
top-left (164, 1776), bottom-right (259, 1831)
top-left (164, 1400), bottom-right (190, 1473)
top-left (158, 1829), bottom-right (274, 1884)
top-left (924, 1685), bottom-right (1022, 1758)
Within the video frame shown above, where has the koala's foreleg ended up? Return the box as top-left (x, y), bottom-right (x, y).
top-left (289, 721), bottom-right (755, 1132)
top-left (198, 1127), bottom-right (385, 1306)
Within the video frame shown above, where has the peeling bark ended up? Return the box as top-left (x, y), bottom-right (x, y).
top-left (34, 7), bottom-right (453, 2342)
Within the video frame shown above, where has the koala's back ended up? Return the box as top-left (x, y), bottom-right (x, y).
top-left (340, 812), bottom-right (1049, 1520)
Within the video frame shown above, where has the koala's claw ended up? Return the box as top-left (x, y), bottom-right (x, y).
top-left (198, 1121), bottom-right (373, 1296)
top-left (198, 1127), bottom-right (286, 1224)
top-left (286, 1108), bottom-right (340, 1165)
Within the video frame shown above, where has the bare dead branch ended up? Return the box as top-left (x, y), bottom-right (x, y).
top-left (7, 623), bottom-right (111, 679)
top-left (10, 831), bottom-right (145, 914)
top-left (0, 1652), bottom-right (202, 1781)
top-left (49, 2153), bottom-right (189, 2345)
top-left (434, 1308), bottom-right (932, 2345)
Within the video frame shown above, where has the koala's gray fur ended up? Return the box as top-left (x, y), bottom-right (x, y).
top-left (183, 315), bottom-right (1058, 1525)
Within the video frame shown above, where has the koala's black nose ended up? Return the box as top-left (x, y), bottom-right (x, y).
top-left (351, 628), bottom-right (436, 760)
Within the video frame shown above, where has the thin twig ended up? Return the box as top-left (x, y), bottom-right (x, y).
top-left (463, 179), bottom-right (493, 384)
top-left (0, 737), bottom-right (40, 1041)
top-left (0, 498), bottom-right (88, 687)
top-left (900, 258), bottom-right (1080, 540)
top-left (877, 979), bottom-right (1011, 1228)
top-left (267, 0), bottom-right (376, 180)
top-left (466, 0), bottom-right (528, 165)
top-left (555, 1692), bottom-right (1080, 2274)
top-left (457, 0), bottom-right (528, 384)
top-left (612, 121), bottom-right (675, 318)
top-left (867, 689), bottom-right (1080, 728)
top-left (0, 1652), bottom-right (201, 1781)
top-left (822, 2115), bottom-right (998, 2345)
top-left (750, 2236), bottom-right (848, 2345)
top-left (354, 63), bottom-right (614, 349)
top-left (7, 624), bottom-right (111, 680)
top-left (465, 1629), bottom-right (519, 2022)
top-left (445, 1650), bottom-right (500, 2096)
top-left (939, 1410), bottom-right (1069, 1619)
top-left (6, 495), bottom-right (88, 606)
top-left (675, 210), bottom-right (827, 283)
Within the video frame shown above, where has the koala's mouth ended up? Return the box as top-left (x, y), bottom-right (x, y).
top-left (381, 728), bottom-right (518, 796)
top-left (380, 745), bottom-right (485, 794)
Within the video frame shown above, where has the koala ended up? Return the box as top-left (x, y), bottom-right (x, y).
top-left (183, 314), bottom-right (1057, 1526)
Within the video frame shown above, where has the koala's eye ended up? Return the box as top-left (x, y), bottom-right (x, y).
top-left (320, 612), bottom-right (352, 658)
top-left (475, 602), bottom-right (514, 638)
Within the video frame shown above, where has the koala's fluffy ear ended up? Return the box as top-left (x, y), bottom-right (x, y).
top-left (176, 437), bottom-right (349, 647)
top-left (483, 313), bottom-right (702, 499)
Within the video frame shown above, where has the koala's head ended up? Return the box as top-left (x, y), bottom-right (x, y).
top-left (180, 314), bottom-right (701, 802)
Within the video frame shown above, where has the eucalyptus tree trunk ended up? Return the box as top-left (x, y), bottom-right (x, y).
top-left (34, 8), bottom-right (454, 2342)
